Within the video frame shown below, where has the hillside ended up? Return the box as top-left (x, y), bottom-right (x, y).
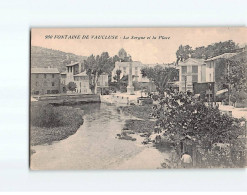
top-left (31, 46), bottom-right (87, 72)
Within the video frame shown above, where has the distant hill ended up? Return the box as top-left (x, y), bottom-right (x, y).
top-left (31, 46), bottom-right (87, 72)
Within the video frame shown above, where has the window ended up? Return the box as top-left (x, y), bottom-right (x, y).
top-left (52, 82), bottom-right (55, 86)
top-left (36, 74), bottom-right (39, 78)
top-left (192, 75), bottom-right (198, 82)
top-left (44, 74), bottom-right (47, 78)
top-left (192, 66), bottom-right (198, 73)
top-left (123, 67), bottom-right (127, 74)
top-left (52, 74), bottom-right (55, 78)
top-left (209, 73), bottom-right (212, 82)
top-left (181, 75), bottom-right (186, 81)
top-left (209, 62), bottom-right (213, 68)
top-left (181, 66), bottom-right (187, 74)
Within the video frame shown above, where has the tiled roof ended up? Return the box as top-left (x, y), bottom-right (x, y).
top-left (31, 67), bottom-right (60, 74)
top-left (66, 62), bottom-right (80, 67)
top-left (205, 53), bottom-right (237, 62)
top-left (115, 61), bottom-right (144, 67)
top-left (73, 71), bottom-right (88, 77)
top-left (178, 58), bottom-right (205, 66)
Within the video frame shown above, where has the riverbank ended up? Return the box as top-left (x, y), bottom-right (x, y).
top-left (119, 104), bottom-right (156, 134)
top-left (30, 104), bottom-right (84, 146)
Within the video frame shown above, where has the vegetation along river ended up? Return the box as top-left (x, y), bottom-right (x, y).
top-left (31, 103), bottom-right (167, 170)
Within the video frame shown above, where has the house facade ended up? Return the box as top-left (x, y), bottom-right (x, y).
top-left (31, 67), bottom-right (60, 95)
top-left (112, 61), bottom-right (150, 83)
top-left (66, 62), bottom-right (82, 85)
top-left (73, 71), bottom-right (91, 94)
top-left (178, 58), bottom-right (206, 92)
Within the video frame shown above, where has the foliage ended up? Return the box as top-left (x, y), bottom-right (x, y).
top-left (83, 52), bottom-right (120, 94)
top-left (31, 104), bottom-right (83, 128)
top-left (141, 66), bottom-right (178, 95)
top-left (30, 104), bottom-right (84, 145)
top-left (176, 40), bottom-right (238, 62)
top-left (152, 89), bottom-right (246, 149)
top-left (67, 82), bottom-right (77, 92)
top-left (215, 57), bottom-right (247, 103)
top-left (113, 69), bottom-right (122, 83)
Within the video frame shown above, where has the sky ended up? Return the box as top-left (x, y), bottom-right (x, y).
top-left (31, 27), bottom-right (247, 64)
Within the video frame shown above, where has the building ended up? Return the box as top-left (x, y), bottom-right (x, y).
top-left (66, 61), bottom-right (82, 85)
top-left (73, 71), bottom-right (91, 94)
top-left (178, 58), bottom-right (206, 92)
top-left (112, 61), bottom-right (150, 83)
top-left (97, 73), bottom-right (109, 94)
top-left (31, 67), bottom-right (60, 95)
top-left (60, 71), bottom-right (67, 93)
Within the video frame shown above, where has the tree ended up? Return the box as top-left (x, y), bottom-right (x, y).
top-left (67, 82), bottom-right (77, 92)
top-left (152, 89), bottom-right (246, 167)
top-left (113, 69), bottom-right (122, 83)
top-left (141, 66), bottom-right (179, 95)
top-left (176, 40), bottom-right (238, 63)
top-left (215, 57), bottom-right (247, 104)
top-left (83, 52), bottom-right (120, 94)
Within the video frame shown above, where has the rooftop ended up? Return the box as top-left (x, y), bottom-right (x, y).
top-left (205, 53), bottom-right (238, 62)
top-left (178, 58), bottom-right (205, 66)
top-left (31, 67), bottom-right (60, 74)
top-left (66, 62), bottom-right (80, 67)
top-left (73, 71), bottom-right (88, 77)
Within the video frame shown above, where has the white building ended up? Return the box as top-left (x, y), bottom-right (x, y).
top-left (178, 58), bottom-right (206, 92)
top-left (73, 71), bottom-right (91, 94)
top-left (112, 61), bottom-right (150, 83)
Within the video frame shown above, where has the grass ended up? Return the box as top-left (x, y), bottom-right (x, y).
top-left (119, 104), bottom-right (156, 133)
top-left (30, 103), bottom-right (84, 146)
top-left (124, 119), bottom-right (155, 134)
top-left (119, 104), bottom-right (154, 120)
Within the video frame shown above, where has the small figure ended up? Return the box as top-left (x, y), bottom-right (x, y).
top-left (181, 152), bottom-right (192, 168)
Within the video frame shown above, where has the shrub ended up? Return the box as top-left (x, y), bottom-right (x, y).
top-left (31, 104), bottom-right (82, 128)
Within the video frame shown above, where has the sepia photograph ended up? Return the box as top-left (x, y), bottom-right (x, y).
top-left (30, 27), bottom-right (247, 170)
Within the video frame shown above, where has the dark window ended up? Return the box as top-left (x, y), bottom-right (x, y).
top-left (52, 82), bottom-right (55, 86)
top-left (182, 75), bottom-right (186, 81)
top-left (192, 66), bottom-right (198, 73)
top-left (181, 66), bottom-right (187, 74)
top-left (36, 82), bottom-right (38, 86)
top-left (52, 74), bottom-right (55, 78)
top-left (36, 74), bottom-right (39, 78)
top-left (192, 75), bottom-right (198, 82)
top-left (44, 74), bottom-right (47, 78)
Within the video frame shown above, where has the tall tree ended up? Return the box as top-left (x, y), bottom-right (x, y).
top-left (83, 52), bottom-right (120, 94)
top-left (176, 40), bottom-right (239, 63)
top-left (141, 66), bottom-right (179, 95)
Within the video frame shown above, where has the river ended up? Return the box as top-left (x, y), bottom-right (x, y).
top-left (30, 103), bottom-right (168, 170)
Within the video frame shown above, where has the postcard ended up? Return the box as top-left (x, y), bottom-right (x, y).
top-left (30, 27), bottom-right (247, 170)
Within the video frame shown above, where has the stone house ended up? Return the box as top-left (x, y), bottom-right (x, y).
top-left (31, 67), bottom-right (60, 95)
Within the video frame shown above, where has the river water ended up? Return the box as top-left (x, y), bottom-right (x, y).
top-left (31, 103), bottom-right (167, 170)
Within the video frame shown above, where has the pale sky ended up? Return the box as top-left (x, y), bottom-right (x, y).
top-left (31, 27), bottom-right (247, 64)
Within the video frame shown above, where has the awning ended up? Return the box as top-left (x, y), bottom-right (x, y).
top-left (216, 89), bottom-right (228, 96)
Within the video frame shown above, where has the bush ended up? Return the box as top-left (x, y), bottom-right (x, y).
top-left (31, 104), bottom-right (82, 128)
top-left (30, 103), bottom-right (84, 145)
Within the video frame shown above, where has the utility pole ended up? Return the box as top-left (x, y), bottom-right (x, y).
top-left (184, 76), bottom-right (187, 92)
top-left (227, 61), bottom-right (231, 106)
